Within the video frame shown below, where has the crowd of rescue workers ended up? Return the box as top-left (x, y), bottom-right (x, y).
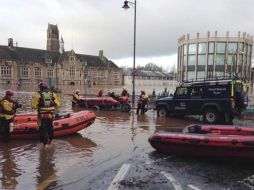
top-left (0, 81), bottom-right (149, 147)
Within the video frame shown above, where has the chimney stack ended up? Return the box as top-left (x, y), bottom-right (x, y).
top-left (8, 38), bottom-right (13, 47)
top-left (99, 50), bottom-right (104, 58)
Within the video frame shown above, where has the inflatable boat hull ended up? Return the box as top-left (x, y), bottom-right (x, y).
top-left (1, 111), bottom-right (96, 140)
top-left (149, 124), bottom-right (254, 158)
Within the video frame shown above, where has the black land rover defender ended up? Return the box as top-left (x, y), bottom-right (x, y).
top-left (155, 79), bottom-right (248, 124)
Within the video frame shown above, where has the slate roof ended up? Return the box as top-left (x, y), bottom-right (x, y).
top-left (0, 45), bottom-right (59, 63)
top-left (0, 45), bottom-right (120, 69)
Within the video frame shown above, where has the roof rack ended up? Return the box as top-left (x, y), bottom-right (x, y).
top-left (180, 76), bottom-right (248, 87)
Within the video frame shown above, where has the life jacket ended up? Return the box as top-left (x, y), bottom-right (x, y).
top-left (0, 98), bottom-right (15, 120)
top-left (38, 91), bottom-right (55, 115)
top-left (72, 93), bottom-right (80, 103)
top-left (138, 94), bottom-right (148, 104)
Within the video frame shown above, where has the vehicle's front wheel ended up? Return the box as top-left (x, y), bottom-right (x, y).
top-left (203, 108), bottom-right (219, 124)
top-left (157, 108), bottom-right (168, 117)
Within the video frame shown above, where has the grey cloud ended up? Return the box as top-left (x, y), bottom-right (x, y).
top-left (0, 0), bottom-right (254, 60)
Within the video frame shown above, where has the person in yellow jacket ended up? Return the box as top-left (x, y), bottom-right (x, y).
top-left (72, 89), bottom-right (80, 107)
top-left (0, 90), bottom-right (22, 142)
top-left (31, 81), bottom-right (60, 147)
top-left (136, 90), bottom-right (149, 114)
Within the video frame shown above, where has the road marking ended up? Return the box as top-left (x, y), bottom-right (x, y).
top-left (161, 171), bottom-right (182, 190)
top-left (107, 164), bottom-right (131, 190)
top-left (187, 184), bottom-right (201, 190)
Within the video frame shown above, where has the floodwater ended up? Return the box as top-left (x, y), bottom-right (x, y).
top-left (1, 91), bottom-right (254, 189)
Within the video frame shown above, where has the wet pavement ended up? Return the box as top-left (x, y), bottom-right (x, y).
top-left (1, 92), bottom-right (254, 189)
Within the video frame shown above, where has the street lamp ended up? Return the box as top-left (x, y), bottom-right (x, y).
top-left (122, 0), bottom-right (137, 106)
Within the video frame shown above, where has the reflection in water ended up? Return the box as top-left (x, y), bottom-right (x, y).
top-left (0, 145), bottom-right (20, 189)
top-left (94, 110), bottom-right (131, 124)
top-left (137, 114), bottom-right (149, 131)
top-left (35, 134), bottom-right (97, 190)
top-left (36, 147), bottom-right (57, 190)
top-left (155, 115), bottom-right (200, 132)
top-left (62, 133), bottom-right (97, 151)
top-left (137, 114), bottom-right (149, 123)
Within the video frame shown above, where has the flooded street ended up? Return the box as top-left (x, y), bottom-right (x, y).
top-left (1, 91), bottom-right (254, 189)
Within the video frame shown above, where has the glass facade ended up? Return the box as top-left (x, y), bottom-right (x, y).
top-left (178, 34), bottom-right (253, 82)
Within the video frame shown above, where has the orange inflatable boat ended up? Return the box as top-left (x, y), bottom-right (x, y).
top-left (78, 95), bottom-right (131, 112)
top-left (1, 110), bottom-right (96, 140)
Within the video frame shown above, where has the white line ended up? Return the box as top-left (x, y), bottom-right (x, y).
top-left (161, 171), bottom-right (182, 190)
top-left (187, 184), bottom-right (202, 190)
top-left (107, 164), bottom-right (131, 190)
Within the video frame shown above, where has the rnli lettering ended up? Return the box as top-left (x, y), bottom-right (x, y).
top-left (76, 116), bottom-right (87, 123)
top-left (208, 87), bottom-right (226, 95)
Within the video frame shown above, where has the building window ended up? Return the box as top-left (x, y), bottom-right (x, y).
top-left (188, 44), bottom-right (196, 54)
top-left (227, 55), bottom-right (235, 66)
top-left (215, 55), bottom-right (225, 65)
top-left (187, 71), bottom-right (196, 80)
top-left (215, 71), bottom-right (224, 78)
top-left (207, 66), bottom-right (213, 79)
top-left (208, 54), bottom-right (214, 65)
top-left (198, 43), bottom-right (206, 54)
top-left (47, 69), bottom-right (54, 78)
top-left (34, 67), bottom-right (41, 78)
top-left (1, 66), bottom-right (11, 77)
top-left (197, 71), bottom-right (205, 80)
top-left (227, 42), bottom-right (237, 54)
top-left (216, 42), bottom-right (226, 53)
top-left (188, 55), bottom-right (196, 66)
top-left (198, 55), bottom-right (206, 65)
top-left (239, 43), bottom-right (244, 52)
top-left (70, 66), bottom-right (75, 78)
top-left (208, 42), bottom-right (214, 53)
top-left (21, 67), bottom-right (29, 77)
top-left (45, 58), bottom-right (52, 63)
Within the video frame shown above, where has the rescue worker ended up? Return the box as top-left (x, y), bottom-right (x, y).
top-left (97, 89), bottom-right (103, 97)
top-left (72, 89), bottom-right (80, 107)
top-left (136, 90), bottom-right (149, 114)
top-left (31, 81), bottom-right (60, 147)
top-left (121, 88), bottom-right (129, 97)
top-left (0, 90), bottom-right (22, 142)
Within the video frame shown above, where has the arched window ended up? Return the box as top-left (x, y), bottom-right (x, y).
top-left (20, 67), bottom-right (29, 77)
top-left (70, 66), bottom-right (75, 78)
top-left (1, 66), bottom-right (11, 77)
top-left (34, 67), bottom-right (41, 78)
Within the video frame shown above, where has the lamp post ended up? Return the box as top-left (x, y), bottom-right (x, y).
top-left (122, 0), bottom-right (137, 106)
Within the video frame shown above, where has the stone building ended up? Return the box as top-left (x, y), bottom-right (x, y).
top-left (177, 31), bottom-right (253, 82)
top-left (0, 23), bottom-right (122, 91)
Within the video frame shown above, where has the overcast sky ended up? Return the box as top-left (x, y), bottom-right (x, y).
top-left (1, 0), bottom-right (254, 71)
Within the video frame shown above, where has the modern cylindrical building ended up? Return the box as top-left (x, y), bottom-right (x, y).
top-left (177, 31), bottom-right (253, 82)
